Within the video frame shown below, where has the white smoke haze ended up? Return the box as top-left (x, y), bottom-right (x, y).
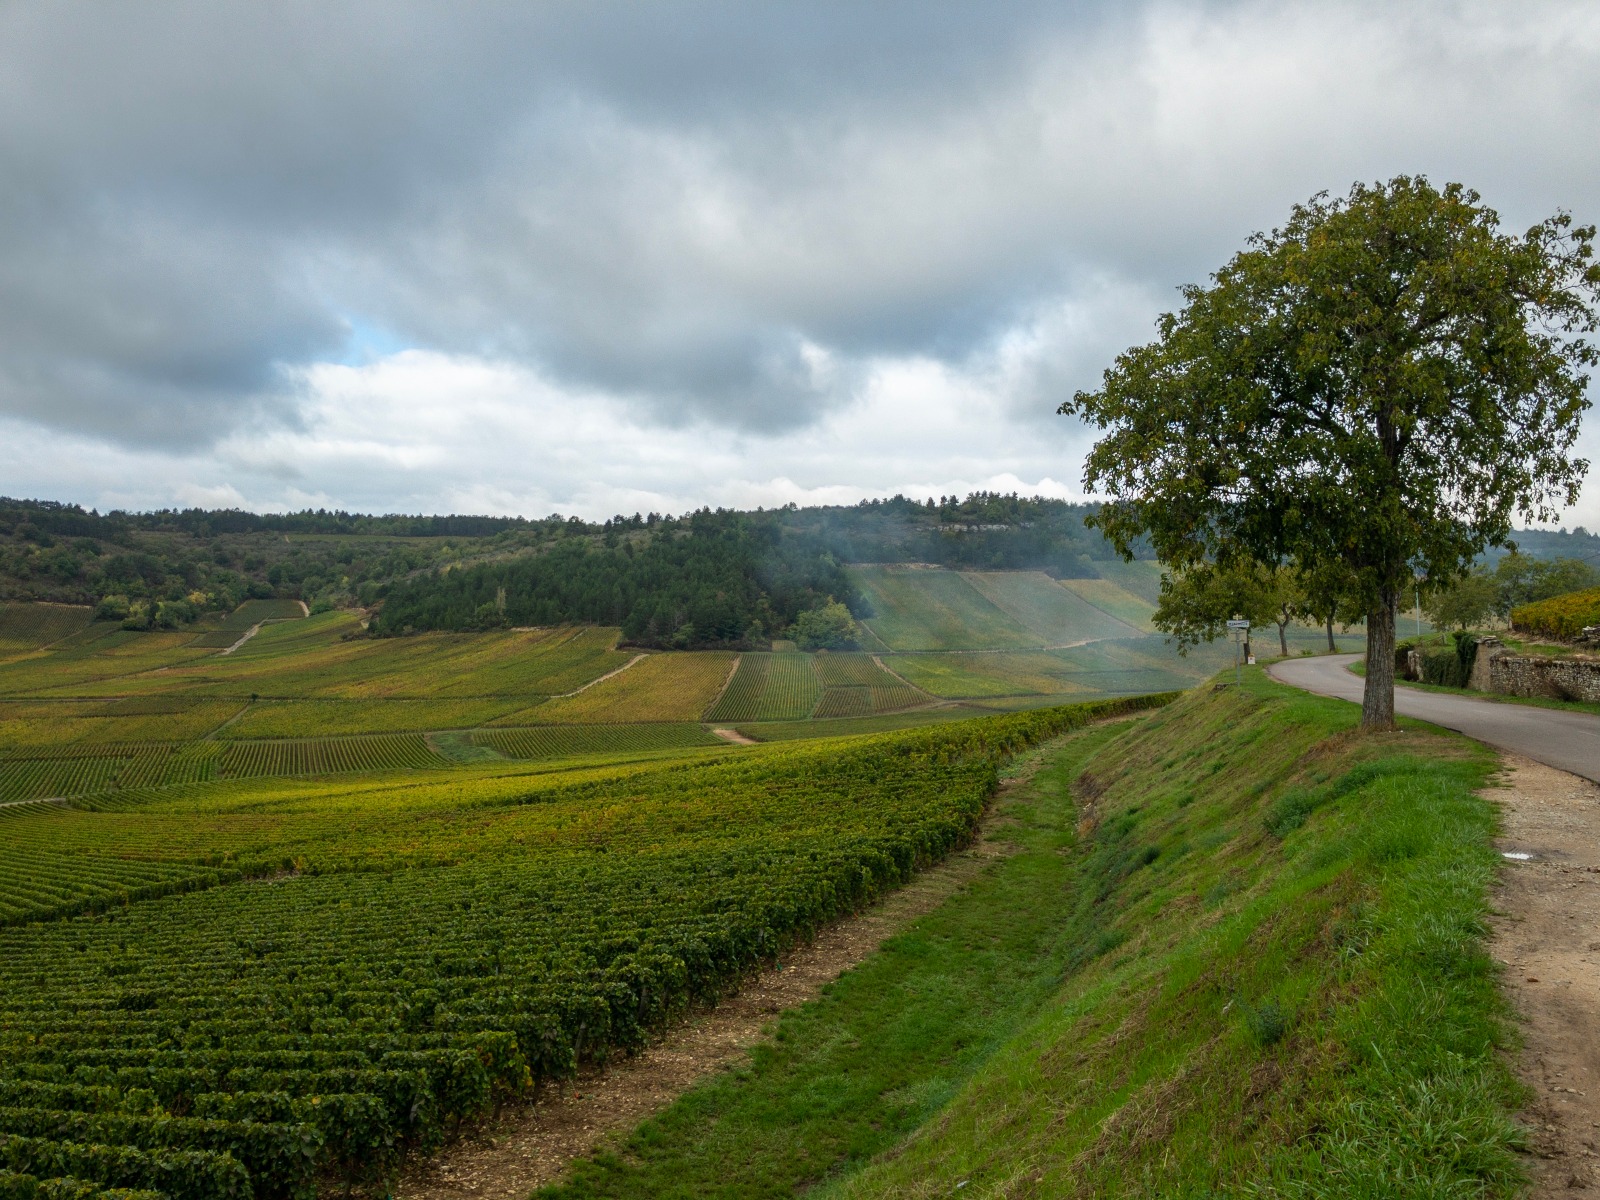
top-left (1, 0), bottom-right (1597, 524)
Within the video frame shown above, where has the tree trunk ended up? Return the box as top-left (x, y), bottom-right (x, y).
top-left (1361, 589), bottom-right (1398, 730)
top-left (1277, 620), bottom-right (1289, 657)
top-left (1326, 615), bottom-right (1336, 653)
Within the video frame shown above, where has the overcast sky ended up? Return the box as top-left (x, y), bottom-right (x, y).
top-left (3, 0), bottom-right (1599, 524)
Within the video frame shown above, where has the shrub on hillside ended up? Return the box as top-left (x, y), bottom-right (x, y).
top-left (790, 600), bottom-right (859, 650)
top-left (1395, 631), bottom-right (1480, 686)
top-left (1510, 585), bottom-right (1600, 640)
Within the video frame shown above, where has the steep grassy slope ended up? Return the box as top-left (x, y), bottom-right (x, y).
top-left (543, 673), bottom-right (1523, 1199)
top-left (852, 566), bottom-right (1040, 650)
top-left (962, 571), bottom-right (1141, 643)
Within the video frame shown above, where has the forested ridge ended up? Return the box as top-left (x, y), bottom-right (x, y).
top-left (3, 493), bottom-right (1595, 646)
top-left (369, 509), bottom-right (863, 647)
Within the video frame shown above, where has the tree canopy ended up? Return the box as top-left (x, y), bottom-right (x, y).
top-left (1062, 177), bottom-right (1599, 728)
top-left (1424, 553), bottom-right (1600, 631)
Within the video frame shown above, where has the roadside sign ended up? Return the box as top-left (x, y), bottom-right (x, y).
top-left (1226, 620), bottom-right (1250, 684)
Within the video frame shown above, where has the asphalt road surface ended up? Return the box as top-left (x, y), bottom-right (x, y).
top-left (1269, 653), bottom-right (1600, 785)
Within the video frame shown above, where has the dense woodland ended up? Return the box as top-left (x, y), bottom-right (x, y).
top-left (369, 509), bottom-right (863, 647)
top-left (3, 493), bottom-right (1597, 646)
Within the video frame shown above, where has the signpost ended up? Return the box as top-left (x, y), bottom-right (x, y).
top-left (1226, 619), bottom-right (1251, 685)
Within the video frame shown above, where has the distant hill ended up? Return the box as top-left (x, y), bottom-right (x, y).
top-left (2, 492), bottom-right (1593, 648)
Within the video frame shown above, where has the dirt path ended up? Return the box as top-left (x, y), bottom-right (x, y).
top-left (395, 780), bottom-right (1033, 1199)
top-left (709, 726), bottom-right (757, 745)
top-left (553, 653), bottom-right (646, 698)
top-left (1489, 754), bottom-right (1600, 1195)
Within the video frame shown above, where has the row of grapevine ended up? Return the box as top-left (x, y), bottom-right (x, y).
top-left (808, 684), bottom-right (928, 719)
top-left (186, 630), bottom-right (249, 648)
top-left (1510, 585), bottom-right (1600, 640)
top-left (218, 601), bottom-right (307, 632)
top-left (812, 652), bottom-right (890, 688)
top-left (219, 735), bottom-right (444, 779)
top-left (866, 683), bottom-right (927, 711)
top-left (703, 653), bottom-right (821, 722)
top-left (0, 604), bottom-right (94, 651)
top-left (0, 844), bottom-right (236, 928)
top-left (0, 758), bottom-right (125, 804)
top-left (812, 687), bottom-right (874, 718)
top-left (0, 698), bottom-right (1171, 1198)
top-left (0, 701), bottom-right (245, 750)
top-left (0, 746), bottom-right (223, 805)
top-left (470, 723), bottom-right (721, 760)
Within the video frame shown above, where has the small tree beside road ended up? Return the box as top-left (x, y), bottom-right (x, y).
top-left (1062, 177), bottom-right (1598, 729)
top-left (1154, 561), bottom-right (1305, 658)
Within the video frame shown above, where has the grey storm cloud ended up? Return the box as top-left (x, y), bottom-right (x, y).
top-left (1, 0), bottom-right (1598, 455)
top-left (0, 0), bottom-right (1098, 444)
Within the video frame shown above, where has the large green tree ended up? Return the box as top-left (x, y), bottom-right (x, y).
top-left (1062, 177), bottom-right (1598, 728)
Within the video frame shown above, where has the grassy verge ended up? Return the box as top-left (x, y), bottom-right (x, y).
top-left (538, 671), bottom-right (1525, 1199)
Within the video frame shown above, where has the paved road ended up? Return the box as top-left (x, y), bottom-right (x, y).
top-left (1270, 654), bottom-right (1600, 784)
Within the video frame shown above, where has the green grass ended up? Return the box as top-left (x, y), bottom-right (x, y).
top-left (539, 673), bottom-right (1525, 1200)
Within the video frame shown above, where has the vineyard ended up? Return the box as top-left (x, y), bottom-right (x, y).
top-left (849, 566), bottom-right (1039, 651)
top-left (0, 698), bottom-right (1166, 1198)
top-left (0, 754), bottom-right (126, 802)
top-left (812, 652), bottom-right (891, 687)
top-left (223, 698), bottom-right (527, 739)
top-left (962, 570), bottom-right (1140, 643)
top-left (188, 600), bottom-right (310, 649)
top-left (0, 569), bottom-right (1249, 819)
top-left (891, 651), bottom-right (1098, 699)
top-left (1056, 577), bottom-right (1160, 632)
top-left (470, 722), bottom-right (721, 760)
top-left (1511, 584), bottom-right (1600, 640)
top-left (530, 652), bottom-right (734, 723)
top-left (0, 844), bottom-right (237, 928)
top-left (703, 653), bottom-right (822, 722)
top-left (218, 735), bottom-right (444, 779)
top-left (0, 603), bottom-right (94, 653)
top-left (0, 700), bottom-right (244, 749)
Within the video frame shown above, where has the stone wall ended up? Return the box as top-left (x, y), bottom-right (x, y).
top-left (1484, 651), bottom-right (1600, 703)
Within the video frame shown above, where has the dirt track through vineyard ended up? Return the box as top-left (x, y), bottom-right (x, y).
top-left (395, 770), bottom-right (1033, 1199)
